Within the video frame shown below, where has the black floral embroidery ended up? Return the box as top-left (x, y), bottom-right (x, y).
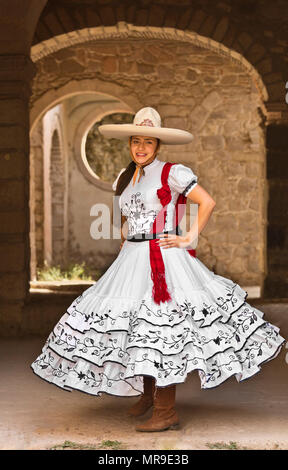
top-left (66, 282), bottom-right (248, 334)
top-left (31, 296), bottom-right (285, 396)
top-left (30, 163), bottom-right (286, 397)
top-left (122, 192), bottom-right (157, 236)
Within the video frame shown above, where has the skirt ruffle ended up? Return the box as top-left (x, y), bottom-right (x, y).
top-left (31, 240), bottom-right (286, 397)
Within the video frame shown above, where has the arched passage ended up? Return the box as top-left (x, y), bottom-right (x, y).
top-left (50, 130), bottom-right (65, 266)
top-left (29, 25), bottom-right (269, 297)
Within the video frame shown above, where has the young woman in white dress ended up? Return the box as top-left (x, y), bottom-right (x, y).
top-left (30, 107), bottom-right (286, 433)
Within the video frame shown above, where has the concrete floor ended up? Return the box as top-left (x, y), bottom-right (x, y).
top-left (1, 336), bottom-right (288, 450)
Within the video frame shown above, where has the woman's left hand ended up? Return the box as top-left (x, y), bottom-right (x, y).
top-left (157, 233), bottom-right (195, 249)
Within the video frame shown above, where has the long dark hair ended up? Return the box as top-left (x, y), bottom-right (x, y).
top-left (115, 137), bottom-right (160, 196)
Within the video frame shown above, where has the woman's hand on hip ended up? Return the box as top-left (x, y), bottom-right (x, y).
top-left (156, 233), bottom-right (195, 249)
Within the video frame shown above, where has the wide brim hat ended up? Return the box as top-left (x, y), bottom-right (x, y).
top-left (98, 107), bottom-right (193, 145)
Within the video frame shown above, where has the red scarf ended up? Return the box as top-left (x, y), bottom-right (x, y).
top-left (149, 162), bottom-right (196, 304)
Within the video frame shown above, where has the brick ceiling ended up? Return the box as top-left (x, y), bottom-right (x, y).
top-left (32, 0), bottom-right (288, 46)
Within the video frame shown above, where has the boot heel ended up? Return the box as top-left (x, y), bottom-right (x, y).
top-left (169, 423), bottom-right (180, 430)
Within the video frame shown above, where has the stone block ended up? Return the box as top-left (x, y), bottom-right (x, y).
top-left (56, 6), bottom-right (82, 31)
top-left (190, 105), bottom-right (209, 130)
top-left (246, 43), bottom-right (266, 63)
top-left (157, 104), bottom-right (179, 115)
top-left (256, 57), bottom-right (272, 74)
top-left (177, 8), bottom-right (193, 30)
top-left (220, 74), bottom-right (238, 85)
top-left (102, 56), bottom-right (118, 73)
top-left (99, 6), bottom-right (115, 24)
top-left (141, 49), bottom-right (158, 64)
top-left (238, 176), bottom-right (259, 195)
top-left (245, 161), bottom-right (264, 178)
top-left (0, 242), bottom-right (25, 271)
top-left (188, 9), bottom-right (207, 31)
top-left (0, 273), bottom-right (27, 300)
top-left (199, 15), bottom-right (217, 37)
top-left (157, 65), bottom-right (175, 80)
top-left (115, 4), bottom-right (126, 22)
top-left (97, 45), bottom-right (118, 56)
top-left (223, 120), bottom-right (241, 134)
top-left (163, 116), bottom-right (186, 129)
top-left (248, 251), bottom-right (263, 273)
top-left (229, 256), bottom-right (247, 274)
top-left (44, 12), bottom-right (66, 37)
top-left (137, 63), bottom-right (154, 74)
top-left (249, 193), bottom-right (260, 211)
top-left (202, 91), bottom-right (222, 111)
top-left (0, 125), bottom-right (26, 148)
top-left (0, 211), bottom-right (26, 233)
top-left (222, 24), bottom-right (236, 47)
top-left (0, 181), bottom-right (25, 210)
top-left (186, 69), bottom-right (198, 81)
top-left (202, 135), bottom-right (225, 151)
top-left (117, 44), bottom-right (133, 56)
top-left (148, 5), bottom-right (166, 27)
top-left (134, 9), bottom-right (149, 27)
top-left (238, 31), bottom-right (253, 50)
top-left (0, 99), bottom-right (26, 123)
top-left (119, 60), bottom-right (137, 74)
top-left (212, 16), bottom-right (229, 42)
top-left (0, 151), bottom-right (26, 179)
top-left (126, 5), bottom-right (136, 23)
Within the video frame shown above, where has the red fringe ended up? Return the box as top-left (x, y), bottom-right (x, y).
top-left (151, 270), bottom-right (172, 305)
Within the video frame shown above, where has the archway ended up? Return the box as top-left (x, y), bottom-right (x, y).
top-left (29, 25), bottom-right (269, 297)
top-left (50, 130), bottom-right (65, 266)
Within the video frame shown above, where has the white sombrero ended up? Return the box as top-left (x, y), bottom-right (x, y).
top-left (98, 107), bottom-right (193, 145)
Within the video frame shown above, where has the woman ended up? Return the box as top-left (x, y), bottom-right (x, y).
top-left (30, 107), bottom-right (286, 433)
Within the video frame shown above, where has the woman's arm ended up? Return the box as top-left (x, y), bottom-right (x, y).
top-left (158, 183), bottom-right (216, 249)
top-left (185, 184), bottom-right (216, 244)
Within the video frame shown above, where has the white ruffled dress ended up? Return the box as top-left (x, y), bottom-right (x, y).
top-left (30, 156), bottom-right (286, 397)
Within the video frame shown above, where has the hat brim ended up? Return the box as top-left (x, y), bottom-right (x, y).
top-left (98, 124), bottom-right (193, 145)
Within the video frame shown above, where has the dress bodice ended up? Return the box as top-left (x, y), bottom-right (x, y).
top-left (112, 157), bottom-right (198, 237)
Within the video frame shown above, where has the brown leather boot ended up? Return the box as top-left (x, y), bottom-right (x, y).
top-left (127, 376), bottom-right (155, 417)
top-left (135, 383), bottom-right (180, 432)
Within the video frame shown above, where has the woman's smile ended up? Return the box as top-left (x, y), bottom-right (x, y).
top-left (130, 135), bottom-right (159, 165)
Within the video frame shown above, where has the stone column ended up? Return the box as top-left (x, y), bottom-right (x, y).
top-left (0, 55), bottom-right (36, 335)
top-left (264, 103), bottom-right (288, 297)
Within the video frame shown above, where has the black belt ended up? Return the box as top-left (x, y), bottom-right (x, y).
top-left (126, 226), bottom-right (182, 242)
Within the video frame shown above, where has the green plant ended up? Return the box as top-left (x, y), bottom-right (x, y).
top-left (98, 440), bottom-right (123, 450)
top-left (48, 440), bottom-right (99, 450)
top-left (206, 440), bottom-right (247, 450)
top-left (37, 261), bottom-right (102, 281)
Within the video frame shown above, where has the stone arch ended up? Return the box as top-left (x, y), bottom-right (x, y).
top-left (30, 84), bottom-right (136, 192)
top-left (28, 22), bottom-right (271, 294)
top-left (50, 129), bottom-right (66, 266)
top-left (30, 80), bottom-right (141, 133)
top-left (31, 22), bottom-right (268, 105)
top-left (30, 103), bottom-right (65, 280)
top-left (30, 105), bottom-right (67, 277)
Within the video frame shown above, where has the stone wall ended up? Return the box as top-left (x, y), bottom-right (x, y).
top-left (30, 119), bottom-right (44, 279)
top-left (31, 39), bottom-right (265, 287)
top-left (33, 1), bottom-right (288, 111)
top-left (1, 0), bottom-right (287, 336)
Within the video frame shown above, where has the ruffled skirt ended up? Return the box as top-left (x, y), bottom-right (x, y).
top-left (30, 240), bottom-right (286, 397)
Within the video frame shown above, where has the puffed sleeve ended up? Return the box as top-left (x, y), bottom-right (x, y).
top-left (168, 163), bottom-right (198, 196)
top-left (112, 168), bottom-right (126, 191)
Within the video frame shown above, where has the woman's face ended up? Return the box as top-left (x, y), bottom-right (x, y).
top-left (129, 135), bottom-right (159, 165)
